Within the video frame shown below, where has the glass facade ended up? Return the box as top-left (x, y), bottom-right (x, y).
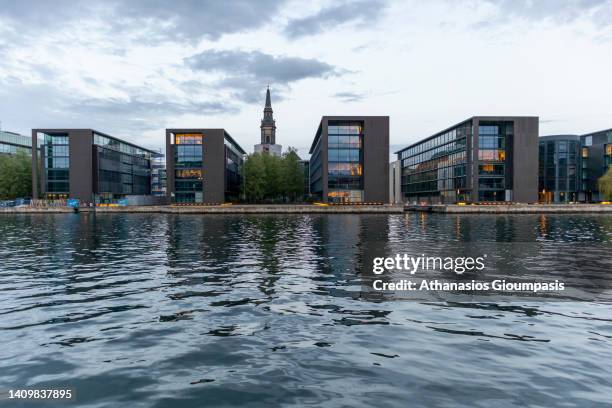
top-left (538, 136), bottom-right (580, 203)
top-left (43, 133), bottom-right (70, 196)
top-left (397, 119), bottom-right (523, 204)
top-left (309, 134), bottom-right (324, 197)
top-left (151, 154), bottom-right (166, 196)
top-left (579, 129), bottom-right (612, 201)
top-left (0, 131), bottom-right (34, 155)
top-left (94, 132), bottom-right (152, 200)
top-left (399, 122), bottom-right (469, 203)
top-left (224, 138), bottom-right (243, 201)
top-left (477, 122), bottom-right (511, 202)
top-left (174, 133), bottom-right (203, 203)
top-left (326, 121), bottom-right (363, 203)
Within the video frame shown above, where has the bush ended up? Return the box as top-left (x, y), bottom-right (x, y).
top-left (0, 151), bottom-right (32, 200)
top-left (598, 166), bottom-right (612, 201)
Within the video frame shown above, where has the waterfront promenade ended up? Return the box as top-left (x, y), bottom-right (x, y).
top-left (1, 204), bottom-right (612, 214)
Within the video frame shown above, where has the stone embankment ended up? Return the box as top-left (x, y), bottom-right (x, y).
top-left (1, 204), bottom-right (404, 214)
top-left (405, 204), bottom-right (612, 213)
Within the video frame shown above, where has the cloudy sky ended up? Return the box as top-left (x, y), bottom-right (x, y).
top-left (1, 0), bottom-right (611, 157)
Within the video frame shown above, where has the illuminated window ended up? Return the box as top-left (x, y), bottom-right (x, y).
top-left (478, 150), bottom-right (505, 161)
top-left (582, 147), bottom-right (589, 158)
top-left (176, 134), bottom-right (203, 144)
top-left (176, 169), bottom-right (202, 178)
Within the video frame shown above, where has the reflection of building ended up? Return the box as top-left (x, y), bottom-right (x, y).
top-left (31, 129), bottom-right (159, 202)
top-left (396, 116), bottom-right (539, 204)
top-left (0, 131), bottom-right (36, 155)
top-left (166, 128), bottom-right (245, 204)
top-left (151, 152), bottom-right (167, 197)
top-left (389, 160), bottom-right (402, 204)
top-left (580, 128), bottom-right (612, 202)
top-left (538, 129), bottom-right (612, 203)
top-left (538, 135), bottom-right (580, 203)
top-left (309, 116), bottom-right (389, 203)
top-left (254, 87), bottom-right (282, 157)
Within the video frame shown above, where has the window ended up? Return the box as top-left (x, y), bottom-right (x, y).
top-left (175, 134), bottom-right (203, 145)
top-left (43, 133), bottom-right (70, 194)
top-left (582, 147), bottom-right (589, 158)
top-left (479, 164), bottom-right (504, 175)
top-left (176, 169), bottom-right (202, 178)
top-left (478, 150), bottom-right (505, 161)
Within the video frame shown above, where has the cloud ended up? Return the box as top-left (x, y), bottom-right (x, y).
top-left (283, 0), bottom-right (387, 39)
top-left (0, 78), bottom-right (236, 146)
top-left (477, 0), bottom-right (611, 26)
top-left (333, 91), bottom-right (366, 102)
top-left (0, 0), bottom-right (288, 44)
top-left (184, 49), bottom-right (343, 103)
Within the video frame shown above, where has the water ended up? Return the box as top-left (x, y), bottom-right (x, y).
top-left (0, 213), bottom-right (611, 407)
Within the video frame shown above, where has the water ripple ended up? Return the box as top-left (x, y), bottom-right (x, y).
top-left (0, 213), bottom-right (610, 407)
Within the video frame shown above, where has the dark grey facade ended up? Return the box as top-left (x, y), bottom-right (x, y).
top-left (538, 129), bottom-right (612, 203)
top-left (396, 116), bottom-right (539, 204)
top-left (538, 135), bottom-right (580, 203)
top-left (166, 129), bottom-right (245, 204)
top-left (309, 116), bottom-right (389, 203)
top-left (32, 129), bottom-right (159, 203)
top-left (580, 128), bottom-right (612, 202)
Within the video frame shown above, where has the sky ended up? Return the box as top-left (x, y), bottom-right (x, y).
top-left (1, 0), bottom-right (611, 158)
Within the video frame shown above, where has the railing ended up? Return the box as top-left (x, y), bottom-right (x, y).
top-left (30, 199), bottom-right (68, 208)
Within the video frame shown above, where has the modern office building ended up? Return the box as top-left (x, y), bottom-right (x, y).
top-left (389, 160), bottom-right (402, 204)
top-left (580, 128), bottom-right (612, 202)
top-left (31, 129), bottom-right (160, 202)
top-left (0, 131), bottom-right (36, 155)
top-left (580, 129), bottom-right (612, 202)
top-left (396, 116), bottom-right (539, 204)
top-left (151, 153), bottom-right (167, 197)
top-left (309, 116), bottom-right (389, 203)
top-left (538, 135), bottom-right (581, 203)
top-left (538, 128), bottom-right (612, 203)
top-left (166, 128), bottom-right (245, 204)
top-left (254, 87), bottom-right (282, 157)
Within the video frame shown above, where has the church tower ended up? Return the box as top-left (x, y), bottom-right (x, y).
top-left (254, 86), bottom-right (282, 156)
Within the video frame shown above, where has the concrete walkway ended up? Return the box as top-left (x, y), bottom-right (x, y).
top-left (405, 204), bottom-right (612, 213)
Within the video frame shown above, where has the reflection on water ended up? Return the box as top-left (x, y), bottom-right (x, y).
top-left (0, 213), bottom-right (611, 407)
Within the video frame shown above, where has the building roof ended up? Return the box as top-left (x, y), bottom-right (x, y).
top-left (539, 134), bottom-right (580, 141)
top-left (394, 116), bottom-right (539, 154)
top-left (166, 128), bottom-right (246, 155)
top-left (308, 115), bottom-right (390, 154)
top-left (32, 128), bottom-right (161, 156)
top-left (581, 127), bottom-right (612, 137)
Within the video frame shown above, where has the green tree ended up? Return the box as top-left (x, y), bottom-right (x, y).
top-left (262, 153), bottom-right (282, 201)
top-left (242, 149), bottom-right (307, 203)
top-left (244, 153), bottom-right (266, 202)
top-left (281, 148), bottom-right (304, 202)
top-left (0, 151), bottom-right (32, 200)
top-left (598, 166), bottom-right (612, 201)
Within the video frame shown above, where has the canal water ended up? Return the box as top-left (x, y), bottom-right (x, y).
top-left (0, 214), bottom-right (611, 407)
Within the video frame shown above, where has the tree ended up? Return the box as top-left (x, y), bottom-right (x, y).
top-left (242, 148), bottom-right (307, 203)
top-left (281, 148), bottom-right (304, 202)
top-left (262, 152), bottom-right (282, 201)
top-left (598, 166), bottom-right (612, 201)
top-left (244, 153), bottom-right (266, 202)
top-left (0, 151), bottom-right (32, 200)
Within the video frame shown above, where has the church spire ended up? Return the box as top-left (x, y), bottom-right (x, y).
top-left (260, 86), bottom-right (276, 146)
top-left (265, 85), bottom-right (272, 109)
